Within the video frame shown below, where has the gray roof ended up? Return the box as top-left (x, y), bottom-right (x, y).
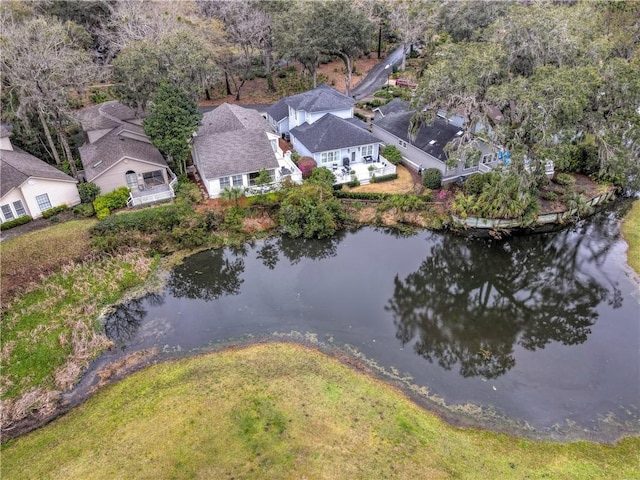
top-left (373, 111), bottom-right (461, 162)
top-left (290, 114), bottom-right (379, 153)
top-left (377, 98), bottom-right (410, 117)
top-left (193, 103), bottom-right (278, 179)
top-left (1, 148), bottom-right (77, 197)
top-left (0, 124), bottom-right (11, 138)
top-left (193, 128), bottom-right (279, 179)
top-left (285, 84), bottom-right (354, 113)
top-left (197, 103), bottom-right (269, 136)
top-left (75, 101), bottom-right (142, 132)
top-left (265, 98), bottom-right (289, 122)
top-left (78, 123), bottom-right (168, 182)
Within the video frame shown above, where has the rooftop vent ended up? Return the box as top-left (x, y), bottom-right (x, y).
top-left (428, 140), bottom-right (436, 145)
top-left (93, 160), bottom-right (103, 168)
top-left (456, 130), bottom-right (463, 136)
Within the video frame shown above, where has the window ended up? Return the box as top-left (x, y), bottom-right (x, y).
top-left (142, 170), bottom-right (164, 188)
top-left (320, 150), bottom-right (340, 165)
top-left (361, 145), bottom-right (373, 157)
top-left (219, 176), bottom-right (231, 189)
top-left (270, 139), bottom-right (278, 153)
top-left (36, 193), bottom-right (52, 212)
top-left (1, 204), bottom-right (14, 221)
top-left (398, 139), bottom-right (407, 149)
top-left (125, 171), bottom-right (138, 189)
top-left (13, 200), bottom-right (26, 217)
top-left (232, 175), bottom-right (243, 187)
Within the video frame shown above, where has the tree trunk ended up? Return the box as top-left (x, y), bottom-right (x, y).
top-left (341, 53), bottom-right (352, 97)
top-left (377, 22), bottom-right (382, 59)
top-left (38, 109), bottom-right (62, 166)
top-left (401, 42), bottom-right (407, 72)
top-left (205, 88), bottom-right (211, 101)
top-left (235, 78), bottom-right (246, 101)
top-left (56, 126), bottom-right (79, 179)
top-left (263, 52), bottom-right (276, 93)
top-left (224, 71), bottom-right (232, 95)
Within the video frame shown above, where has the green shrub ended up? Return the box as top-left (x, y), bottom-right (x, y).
top-left (90, 204), bottom-right (185, 236)
top-left (422, 168), bottom-right (442, 189)
top-left (171, 215), bottom-right (209, 248)
top-left (174, 179), bottom-right (201, 205)
top-left (346, 179), bottom-right (360, 188)
top-left (41, 205), bottom-right (67, 219)
top-left (73, 203), bottom-right (96, 217)
top-left (93, 187), bottom-right (130, 213)
top-left (96, 208), bottom-right (110, 220)
top-left (0, 215), bottom-right (32, 230)
top-left (543, 191), bottom-right (559, 201)
top-left (291, 151), bottom-right (301, 163)
top-left (554, 172), bottom-right (576, 186)
top-left (463, 173), bottom-right (492, 196)
top-left (370, 173), bottom-right (398, 183)
top-left (78, 182), bottom-right (101, 203)
top-left (334, 191), bottom-right (392, 201)
top-left (381, 145), bottom-right (403, 165)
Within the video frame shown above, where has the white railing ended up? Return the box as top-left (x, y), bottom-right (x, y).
top-left (128, 189), bottom-right (174, 207)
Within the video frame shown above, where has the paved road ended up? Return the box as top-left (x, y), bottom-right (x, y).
top-left (350, 46), bottom-right (404, 101)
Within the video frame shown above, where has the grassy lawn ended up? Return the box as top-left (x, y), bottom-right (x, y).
top-left (1, 221), bottom-right (158, 427)
top-left (2, 343), bottom-right (638, 480)
top-left (621, 200), bottom-right (640, 275)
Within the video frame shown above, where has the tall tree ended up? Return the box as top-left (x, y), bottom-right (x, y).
top-left (1, 14), bottom-right (98, 177)
top-left (143, 81), bottom-right (202, 175)
top-left (386, 0), bottom-right (435, 72)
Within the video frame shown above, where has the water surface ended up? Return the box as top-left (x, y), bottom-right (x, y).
top-left (99, 206), bottom-right (640, 441)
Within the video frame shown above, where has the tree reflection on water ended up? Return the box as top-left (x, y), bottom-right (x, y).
top-left (387, 219), bottom-right (623, 379)
top-left (103, 293), bottom-right (164, 347)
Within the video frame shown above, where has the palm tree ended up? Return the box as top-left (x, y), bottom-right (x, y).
top-left (221, 186), bottom-right (244, 207)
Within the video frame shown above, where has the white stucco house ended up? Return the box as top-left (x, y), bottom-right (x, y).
top-left (1, 126), bottom-right (80, 223)
top-left (191, 103), bottom-right (302, 198)
top-left (76, 101), bottom-right (177, 207)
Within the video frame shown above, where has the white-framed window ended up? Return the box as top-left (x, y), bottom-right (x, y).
top-left (1, 204), bottom-right (14, 221)
top-left (232, 175), bottom-right (243, 187)
top-left (13, 200), bottom-right (26, 217)
top-left (361, 145), bottom-right (373, 157)
top-left (35, 193), bottom-right (52, 212)
top-left (219, 176), bottom-right (231, 189)
top-left (399, 139), bottom-right (407, 149)
top-left (320, 150), bottom-right (340, 165)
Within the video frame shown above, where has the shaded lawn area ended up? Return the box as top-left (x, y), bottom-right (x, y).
top-left (2, 343), bottom-right (638, 480)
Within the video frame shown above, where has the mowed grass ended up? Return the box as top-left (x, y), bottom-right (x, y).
top-left (621, 199), bottom-right (640, 275)
top-left (1, 220), bottom-right (96, 300)
top-left (2, 343), bottom-right (638, 480)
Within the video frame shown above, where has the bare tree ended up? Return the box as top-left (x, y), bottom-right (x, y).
top-left (386, 0), bottom-right (435, 72)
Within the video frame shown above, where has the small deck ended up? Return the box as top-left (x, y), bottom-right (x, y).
top-left (127, 175), bottom-right (177, 207)
top-left (332, 155), bottom-right (396, 186)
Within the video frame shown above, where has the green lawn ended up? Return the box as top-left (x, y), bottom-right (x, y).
top-left (621, 200), bottom-right (640, 275)
top-left (2, 343), bottom-right (638, 480)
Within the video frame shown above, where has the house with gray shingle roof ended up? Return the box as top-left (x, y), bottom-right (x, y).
top-left (266, 85), bottom-right (355, 137)
top-left (192, 103), bottom-right (302, 199)
top-left (1, 130), bottom-right (80, 223)
top-left (76, 101), bottom-right (175, 206)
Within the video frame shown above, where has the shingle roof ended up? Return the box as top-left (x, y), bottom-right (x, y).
top-left (193, 128), bottom-right (279, 179)
top-left (290, 114), bottom-right (379, 153)
top-left (265, 98), bottom-right (289, 122)
top-left (75, 101), bottom-right (141, 132)
top-left (1, 148), bottom-right (77, 197)
top-left (284, 84), bottom-right (354, 113)
top-left (197, 103), bottom-right (269, 136)
top-left (377, 98), bottom-right (410, 117)
top-left (78, 123), bottom-right (167, 182)
top-left (373, 111), bottom-right (461, 162)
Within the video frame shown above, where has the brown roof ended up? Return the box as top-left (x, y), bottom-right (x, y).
top-left (75, 101), bottom-right (143, 132)
top-left (78, 123), bottom-right (168, 182)
top-left (1, 148), bottom-right (77, 197)
top-left (197, 103), bottom-right (269, 136)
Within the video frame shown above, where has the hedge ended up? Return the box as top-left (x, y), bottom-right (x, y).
top-left (334, 190), bottom-right (394, 201)
top-left (371, 173), bottom-right (398, 183)
top-left (90, 204), bottom-right (185, 236)
top-left (93, 187), bottom-right (130, 215)
top-left (381, 145), bottom-right (403, 165)
top-left (0, 215), bottom-right (32, 231)
top-left (42, 205), bottom-right (67, 219)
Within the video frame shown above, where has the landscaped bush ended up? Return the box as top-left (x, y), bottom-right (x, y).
top-left (291, 151), bottom-right (301, 163)
top-left (543, 191), bottom-right (559, 201)
top-left (381, 145), bottom-right (403, 165)
top-left (174, 179), bottom-right (201, 205)
top-left (463, 173), bottom-right (492, 196)
top-left (370, 173), bottom-right (398, 183)
top-left (297, 157), bottom-right (317, 179)
top-left (334, 190), bottom-right (393, 201)
top-left (554, 172), bottom-right (576, 186)
top-left (73, 203), bottom-right (95, 217)
top-left (347, 179), bottom-right (360, 188)
top-left (90, 204), bottom-right (185, 236)
top-left (93, 187), bottom-right (130, 215)
top-left (41, 205), bottom-right (67, 219)
top-left (567, 143), bottom-right (599, 176)
top-left (0, 215), bottom-right (32, 231)
top-left (78, 182), bottom-right (101, 203)
top-left (422, 168), bottom-right (442, 189)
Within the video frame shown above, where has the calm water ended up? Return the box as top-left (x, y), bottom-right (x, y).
top-left (99, 205), bottom-right (640, 441)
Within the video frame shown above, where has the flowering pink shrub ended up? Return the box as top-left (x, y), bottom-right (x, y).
top-left (298, 157), bottom-right (317, 179)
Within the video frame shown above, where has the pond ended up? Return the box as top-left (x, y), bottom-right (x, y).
top-left (94, 204), bottom-right (640, 442)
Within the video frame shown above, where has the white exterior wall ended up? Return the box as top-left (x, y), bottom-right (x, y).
top-left (2, 178), bottom-right (80, 220)
top-left (205, 169), bottom-right (278, 199)
top-left (0, 189), bottom-right (28, 221)
top-left (288, 107), bottom-right (353, 130)
top-left (313, 143), bottom-right (380, 169)
top-left (91, 158), bottom-right (168, 194)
